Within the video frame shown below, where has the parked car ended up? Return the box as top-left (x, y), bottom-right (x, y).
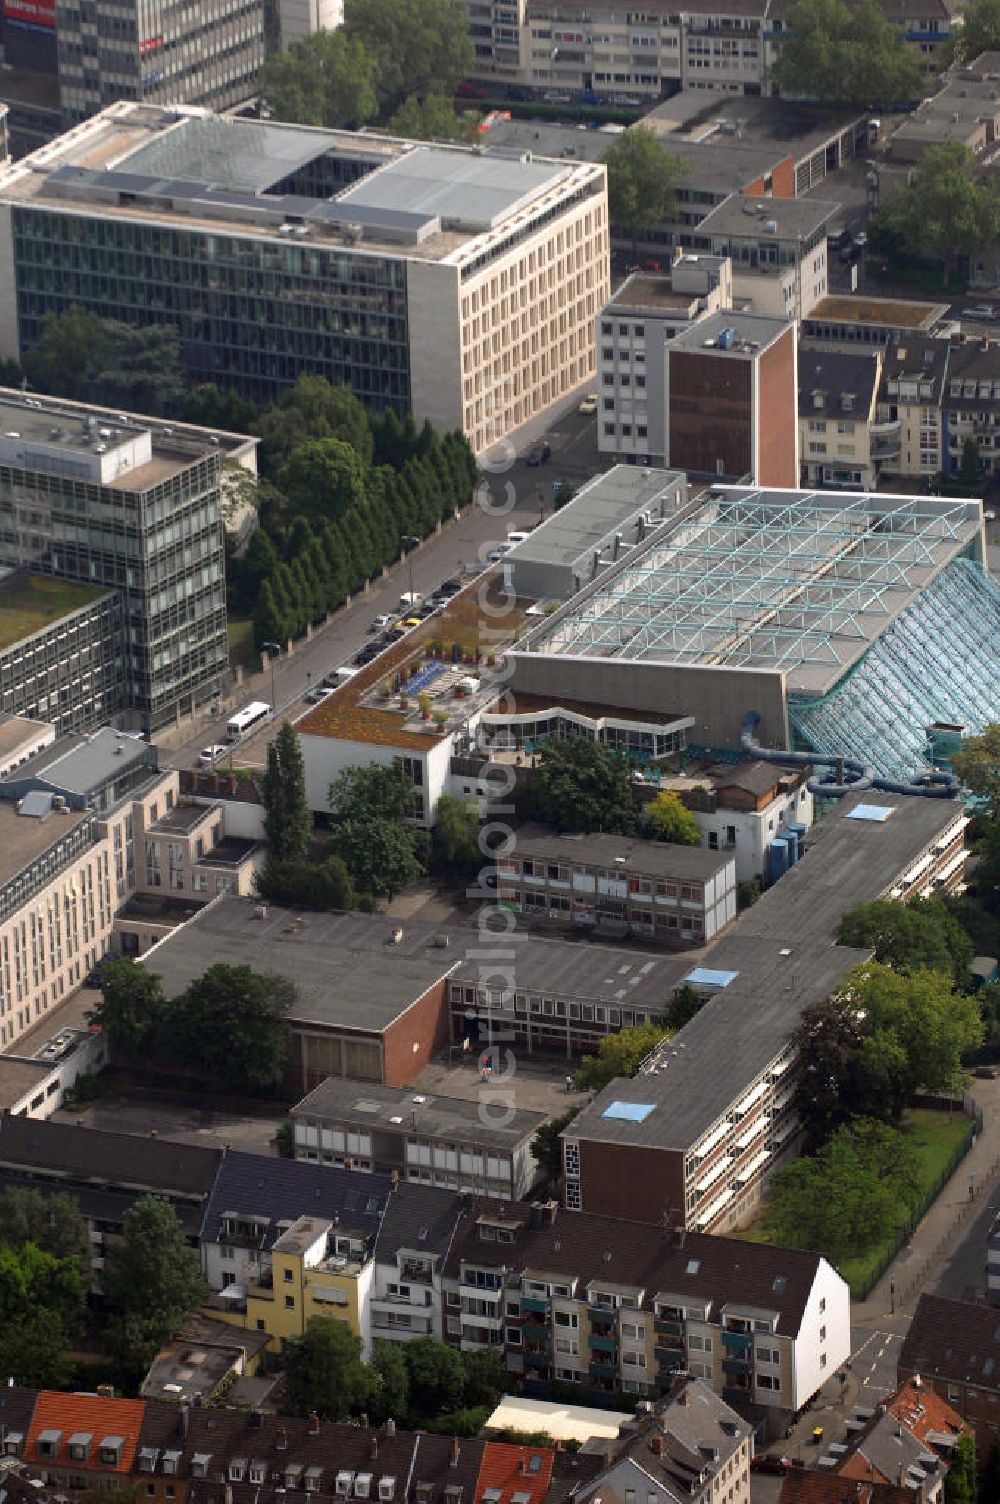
top-left (965, 303), bottom-right (999, 321)
top-left (853, 231), bottom-right (868, 249)
top-left (544, 90), bottom-right (571, 103)
top-left (506, 85), bottom-right (532, 101)
top-left (399, 590), bottom-right (424, 609)
top-left (304, 685), bottom-right (333, 704)
top-left (526, 440), bottom-right (551, 466)
top-left (750, 1457), bottom-right (792, 1475)
top-left (438, 576), bottom-right (462, 596)
top-left (369, 613), bottom-right (393, 632)
top-left (578, 392), bottom-right (598, 415)
top-left (456, 80), bottom-right (487, 98)
top-left (198, 743), bottom-right (227, 767)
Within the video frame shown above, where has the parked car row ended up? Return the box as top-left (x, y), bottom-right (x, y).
top-left (352, 577), bottom-right (466, 667)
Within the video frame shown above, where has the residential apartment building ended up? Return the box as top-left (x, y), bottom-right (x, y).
top-left (829, 1377), bottom-right (963, 1501)
top-left (495, 825), bottom-right (737, 946)
top-left (663, 758), bottom-right (814, 885)
top-left (898, 1295), bottom-right (1000, 1462)
top-left (0, 106), bottom-right (608, 455)
top-left (597, 259), bottom-right (732, 465)
top-left (560, 792), bottom-right (969, 1233)
top-left (665, 311), bottom-right (798, 484)
top-left (579, 1377), bottom-right (752, 1504)
top-left (690, 197), bottom-right (837, 322)
top-left (873, 337), bottom-right (948, 481)
top-left (440, 1199), bottom-right (849, 1439)
top-left (369, 1184), bottom-right (465, 1346)
top-left (291, 1077), bottom-right (545, 1201)
top-left (798, 349), bottom-right (881, 491)
top-left (942, 339), bottom-right (1000, 479)
top-left (199, 1150), bottom-right (391, 1354)
top-left (0, 389), bottom-right (245, 734)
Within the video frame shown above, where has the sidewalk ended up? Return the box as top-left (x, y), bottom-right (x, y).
top-left (853, 1077), bottom-right (1000, 1327)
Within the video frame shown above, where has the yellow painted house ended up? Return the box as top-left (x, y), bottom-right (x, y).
top-left (212, 1214), bottom-right (375, 1355)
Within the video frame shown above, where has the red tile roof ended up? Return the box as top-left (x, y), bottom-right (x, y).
top-left (476, 1443), bottom-right (554, 1504)
top-left (887, 1377), bottom-right (964, 1445)
top-left (26, 1393), bottom-right (147, 1473)
top-left (779, 1475), bottom-right (912, 1504)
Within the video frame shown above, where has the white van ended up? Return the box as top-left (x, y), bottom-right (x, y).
top-left (399, 591), bottom-right (424, 609)
top-left (506, 530), bottom-right (530, 546)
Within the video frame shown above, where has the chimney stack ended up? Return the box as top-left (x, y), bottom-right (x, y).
top-left (450, 1440), bottom-right (460, 1468)
top-left (370, 1438), bottom-right (379, 1462)
top-left (386, 1419), bottom-right (396, 1438)
top-left (276, 1427), bottom-right (288, 1452)
top-left (308, 1413), bottom-right (320, 1437)
top-left (179, 1406), bottom-right (190, 1439)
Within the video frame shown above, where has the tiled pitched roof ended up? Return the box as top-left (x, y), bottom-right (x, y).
top-left (779, 1474), bottom-right (912, 1504)
top-left (26, 1393), bottom-right (146, 1473)
top-left (475, 1443), bottom-right (553, 1504)
top-left (887, 1378), bottom-right (964, 1445)
top-left (445, 1202), bottom-right (822, 1336)
top-left (200, 1153), bottom-right (392, 1248)
top-left (898, 1294), bottom-right (1000, 1389)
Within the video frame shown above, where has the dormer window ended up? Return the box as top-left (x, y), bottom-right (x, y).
top-left (138, 1448), bottom-right (160, 1474)
top-left (250, 1462), bottom-right (267, 1484)
top-left (162, 1451), bottom-right (181, 1476)
top-left (285, 1464), bottom-right (304, 1489)
top-left (4, 1434), bottom-right (23, 1459)
top-left (379, 1477), bottom-right (396, 1501)
top-left (37, 1430), bottom-right (62, 1459)
top-left (230, 1460), bottom-right (247, 1483)
top-left (68, 1433), bottom-right (92, 1463)
top-left (191, 1453), bottom-right (212, 1479)
top-left (355, 1473), bottom-right (372, 1498)
top-left (99, 1437), bottom-right (124, 1468)
top-left (306, 1468), bottom-right (324, 1493)
top-left (416, 1482), bottom-right (434, 1504)
top-left (337, 1472), bottom-right (356, 1496)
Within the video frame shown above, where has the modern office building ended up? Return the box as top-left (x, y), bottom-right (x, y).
top-left (664, 313), bottom-right (798, 485)
top-left (689, 196), bottom-right (837, 322)
top-left (0, 104), bottom-right (609, 453)
top-left (0, 388), bottom-right (253, 733)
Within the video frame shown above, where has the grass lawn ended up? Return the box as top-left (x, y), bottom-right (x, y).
top-left (0, 573), bottom-right (106, 650)
top-left (732, 1108), bottom-right (974, 1297)
top-left (227, 616), bottom-right (257, 671)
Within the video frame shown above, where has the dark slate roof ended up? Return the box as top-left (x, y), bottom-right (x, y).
top-left (898, 1294), bottom-right (1000, 1388)
top-left (444, 1202), bottom-right (824, 1336)
top-left (0, 1167), bottom-right (204, 1240)
top-left (0, 1118), bottom-right (222, 1198)
top-left (879, 336), bottom-right (949, 403)
top-left (374, 1182), bottom-right (464, 1262)
top-left (942, 340), bottom-right (1000, 411)
top-left (200, 1153), bottom-right (392, 1248)
top-left (798, 350), bottom-right (880, 418)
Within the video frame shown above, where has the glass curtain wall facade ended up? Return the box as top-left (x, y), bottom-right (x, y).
top-left (13, 208), bottom-right (412, 408)
top-left (0, 593), bottom-right (123, 734)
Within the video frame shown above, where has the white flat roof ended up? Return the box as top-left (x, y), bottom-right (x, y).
top-left (485, 1395), bottom-right (628, 1443)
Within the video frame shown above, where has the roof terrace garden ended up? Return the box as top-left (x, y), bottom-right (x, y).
top-left (0, 573), bottom-right (109, 651)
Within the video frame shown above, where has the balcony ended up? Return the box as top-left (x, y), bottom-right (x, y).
top-left (589, 1333), bottom-right (618, 1354)
top-left (655, 1341), bottom-right (684, 1362)
top-left (522, 1321), bottom-right (550, 1343)
top-left (521, 1296), bottom-right (549, 1314)
top-left (722, 1356), bottom-right (751, 1375)
top-left (588, 1304), bottom-right (616, 1325)
top-left (722, 1330), bottom-right (751, 1352)
top-left (589, 1360), bottom-right (618, 1381)
top-left (723, 1386), bottom-right (751, 1408)
top-left (523, 1349), bottom-right (550, 1370)
top-left (654, 1318), bottom-right (683, 1336)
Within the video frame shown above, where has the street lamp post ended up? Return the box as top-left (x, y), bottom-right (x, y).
top-left (402, 534), bottom-right (420, 605)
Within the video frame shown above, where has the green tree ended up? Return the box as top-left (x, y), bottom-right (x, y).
top-left (102, 1196), bottom-right (204, 1371)
top-left (874, 142), bottom-right (1000, 285)
top-left (22, 305), bottom-right (105, 400)
top-left (259, 376), bottom-right (375, 477)
top-left (576, 1021), bottom-right (672, 1093)
top-left (765, 1117), bottom-right (920, 1262)
top-left (960, 436), bottom-right (982, 485)
top-left (433, 794), bottom-right (481, 874)
top-left (233, 528), bottom-right (280, 614)
top-left (535, 735), bottom-right (638, 834)
top-left (343, 0), bottom-right (474, 112)
top-left (256, 854), bottom-right (355, 911)
top-left (645, 789), bottom-right (701, 846)
top-left (87, 957), bottom-right (166, 1064)
top-left (88, 321), bottom-right (186, 415)
top-left (461, 1349), bottom-right (506, 1407)
top-left (793, 995), bottom-right (881, 1147)
top-left (531, 1106), bottom-right (579, 1183)
top-left (175, 964), bottom-right (294, 1091)
top-left (254, 579), bottom-right (288, 652)
top-left (844, 961), bottom-right (983, 1098)
top-left (946, 1431), bottom-right (977, 1504)
top-left (0, 1306), bottom-right (73, 1388)
top-left (387, 94), bottom-right (474, 141)
top-left (600, 128), bottom-right (685, 249)
top-left (666, 983), bottom-right (705, 1031)
top-left (0, 1187), bottom-right (88, 1268)
top-left (332, 818), bottom-right (426, 899)
top-left (284, 1316), bottom-right (372, 1419)
top-left (0, 1238), bottom-right (85, 1331)
top-left (259, 30), bottom-right (379, 129)
top-left (370, 1339), bottom-right (411, 1424)
top-left (403, 1337), bottom-right (466, 1418)
top-left (946, 0), bottom-right (1000, 66)
top-left (838, 898), bottom-right (972, 985)
top-left (771, 0), bottom-right (922, 105)
top-left (952, 724), bottom-right (1000, 819)
top-left (263, 720), bottom-right (313, 862)
top-left (281, 437), bottom-right (370, 523)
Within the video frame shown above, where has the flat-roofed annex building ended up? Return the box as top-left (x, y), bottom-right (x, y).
top-left (0, 105), bottom-right (609, 455)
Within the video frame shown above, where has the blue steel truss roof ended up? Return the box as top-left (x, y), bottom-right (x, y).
top-left (526, 486), bottom-right (984, 695)
top-left (789, 555), bottom-right (1000, 783)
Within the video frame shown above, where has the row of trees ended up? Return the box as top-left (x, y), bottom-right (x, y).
top-left (285, 1318), bottom-right (505, 1430)
top-left (258, 0), bottom-right (473, 129)
top-left (871, 142), bottom-right (1000, 288)
top-left (90, 957), bottom-right (295, 1094)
